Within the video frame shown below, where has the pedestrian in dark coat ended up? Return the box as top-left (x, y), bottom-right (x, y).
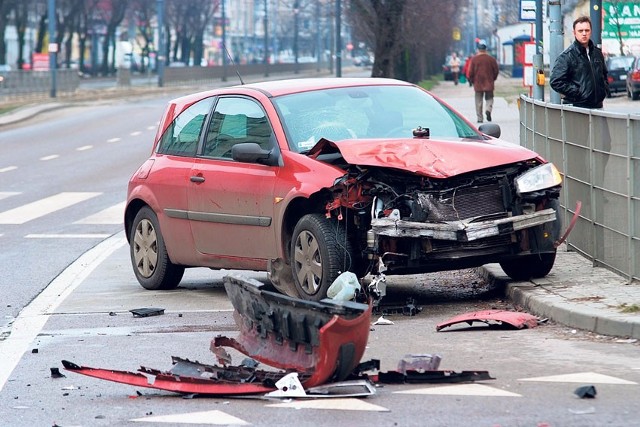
top-left (550, 16), bottom-right (608, 108)
top-left (467, 42), bottom-right (499, 123)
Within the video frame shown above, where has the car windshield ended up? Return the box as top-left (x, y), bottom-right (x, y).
top-left (272, 85), bottom-right (482, 153)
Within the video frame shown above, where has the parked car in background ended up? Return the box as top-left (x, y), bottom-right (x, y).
top-left (126, 77), bottom-right (563, 301)
top-left (627, 56), bottom-right (640, 100)
top-left (606, 56), bottom-right (634, 96)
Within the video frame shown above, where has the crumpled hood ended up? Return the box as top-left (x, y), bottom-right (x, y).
top-left (308, 137), bottom-right (540, 178)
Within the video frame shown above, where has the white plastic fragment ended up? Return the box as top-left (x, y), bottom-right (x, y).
top-left (372, 316), bottom-right (394, 325)
top-left (265, 372), bottom-right (307, 397)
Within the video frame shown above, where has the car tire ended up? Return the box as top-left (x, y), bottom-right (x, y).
top-left (633, 90), bottom-right (640, 101)
top-left (291, 213), bottom-right (356, 301)
top-left (130, 206), bottom-right (184, 290)
top-left (499, 252), bottom-right (556, 281)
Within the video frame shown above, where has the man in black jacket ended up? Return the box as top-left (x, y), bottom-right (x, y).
top-left (550, 16), bottom-right (609, 108)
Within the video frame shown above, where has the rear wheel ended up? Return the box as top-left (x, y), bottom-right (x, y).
top-left (130, 206), bottom-right (184, 290)
top-left (291, 214), bottom-right (356, 301)
top-left (499, 252), bottom-right (556, 281)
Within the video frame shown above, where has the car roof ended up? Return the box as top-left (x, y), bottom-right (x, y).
top-left (171, 77), bottom-right (414, 106)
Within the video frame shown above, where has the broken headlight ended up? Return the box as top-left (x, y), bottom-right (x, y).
top-left (515, 163), bottom-right (562, 195)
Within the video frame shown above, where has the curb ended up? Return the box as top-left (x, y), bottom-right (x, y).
top-left (480, 256), bottom-right (640, 339)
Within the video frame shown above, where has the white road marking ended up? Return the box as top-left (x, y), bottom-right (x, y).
top-left (131, 410), bottom-right (249, 425)
top-left (394, 383), bottom-right (522, 397)
top-left (147, 126), bottom-right (156, 130)
top-left (0, 192), bottom-right (20, 201)
top-left (76, 145), bottom-right (93, 151)
top-left (74, 201), bottom-right (125, 224)
top-left (0, 166), bottom-right (18, 173)
top-left (130, 131), bottom-right (142, 136)
top-left (40, 154), bottom-right (59, 161)
top-left (0, 232), bottom-right (126, 392)
top-left (266, 397), bottom-right (390, 411)
top-left (107, 137), bottom-right (121, 143)
top-left (25, 233), bottom-right (112, 239)
top-left (0, 192), bottom-right (101, 224)
top-left (520, 372), bottom-right (637, 384)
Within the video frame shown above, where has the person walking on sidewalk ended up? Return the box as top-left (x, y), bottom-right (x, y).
top-left (449, 52), bottom-right (461, 85)
top-left (550, 16), bottom-right (609, 109)
top-left (468, 42), bottom-right (499, 123)
top-left (462, 55), bottom-right (473, 86)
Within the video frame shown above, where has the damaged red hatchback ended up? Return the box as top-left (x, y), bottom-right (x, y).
top-left (125, 77), bottom-right (563, 300)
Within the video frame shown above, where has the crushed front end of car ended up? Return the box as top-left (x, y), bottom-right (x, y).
top-left (324, 158), bottom-right (563, 282)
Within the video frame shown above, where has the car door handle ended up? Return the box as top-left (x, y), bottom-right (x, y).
top-left (190, 176), bottom-right (205, 183)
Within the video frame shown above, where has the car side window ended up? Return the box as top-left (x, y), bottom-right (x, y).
top-left (157, 98), bottom-right (214, 156)
top-left (203, 97), bottom-right (273, 159)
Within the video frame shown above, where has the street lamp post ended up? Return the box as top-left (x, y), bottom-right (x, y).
top-left (264, 0), bottom-right (269, 77)
top-left (48, 0), bottom-right (57, 98)
top-left (222, 0), bottom-right (227, 81)
top-left (156, 0), bottom-right (165, 87)
top-left (335, 0), bottom-right (341, 77)
top-left (294, 0), bottom-right (299, 73)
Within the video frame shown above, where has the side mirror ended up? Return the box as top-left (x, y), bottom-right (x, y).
top-left (232, 143), bottom-right (278, 166)
top-left (478, 123), bottom-right (501, 138)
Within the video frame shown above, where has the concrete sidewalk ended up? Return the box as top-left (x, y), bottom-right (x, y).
top-left (2, 73), bottom-right (639, 339)
top-left (431, 75), bottom-right (640, 340)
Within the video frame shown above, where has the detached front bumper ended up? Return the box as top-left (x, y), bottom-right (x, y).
top-left (371, 208), bottom-right (557, 242)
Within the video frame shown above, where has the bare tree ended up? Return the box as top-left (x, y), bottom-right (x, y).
top-left (132, 0), bottom-right (154, 72)
top-left (0, 0), bottom-right (17, 65)
top-left (348, 0), bottom-right (462, 82)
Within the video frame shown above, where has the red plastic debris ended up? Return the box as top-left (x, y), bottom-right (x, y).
top-left (436, 309), bottom-right (539, 331)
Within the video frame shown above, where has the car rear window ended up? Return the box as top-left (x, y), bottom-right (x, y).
top-left (157, 98), bottom-right (215, 157)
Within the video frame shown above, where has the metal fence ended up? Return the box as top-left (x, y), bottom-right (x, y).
top-left (0, 69), bottom-right (80, 100)
top-left (519, 96), bottom-right (640, 284)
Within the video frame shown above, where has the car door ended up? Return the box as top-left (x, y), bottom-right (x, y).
top-left (187, 96), bottom-right (279, 264)
top-left (151, 96), bottom-right (215, 262)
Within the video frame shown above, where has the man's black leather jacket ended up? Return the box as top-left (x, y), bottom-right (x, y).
top-left (550, 39), bottom-right (609, 108)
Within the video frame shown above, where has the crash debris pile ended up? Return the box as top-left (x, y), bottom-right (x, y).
top-left (62, 274), bottom-right (497, 398)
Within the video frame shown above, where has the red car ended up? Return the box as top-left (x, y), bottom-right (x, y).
top-left (125, 78), bottom-right (563, 300)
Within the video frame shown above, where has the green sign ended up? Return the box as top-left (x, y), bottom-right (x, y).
top-left (604, 1), bottom-right (640, 38)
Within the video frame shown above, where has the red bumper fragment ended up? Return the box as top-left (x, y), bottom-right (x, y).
top-left (62, 274), bottom-right (372, 395)
top-left (436, 309), bottom-right (539, 331)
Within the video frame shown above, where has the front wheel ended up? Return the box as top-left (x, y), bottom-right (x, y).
top-left (291, 214), bottom-right (356, 301)
top-left (130, 206), bottom-right (184, 290)
top-left (499, 252), bottom-right (556, 281)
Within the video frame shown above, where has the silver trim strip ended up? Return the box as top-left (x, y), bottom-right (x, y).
top-left (164, 209), bottom-right (272, 227)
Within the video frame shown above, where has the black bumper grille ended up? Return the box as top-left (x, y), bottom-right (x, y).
top-left (419, 183), bottom-right (505, 221)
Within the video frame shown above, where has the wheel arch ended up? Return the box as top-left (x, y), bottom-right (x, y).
top-left (279, 190), bottom-right (332, 264)
top-left (124, 198), bottom-right (149, 243)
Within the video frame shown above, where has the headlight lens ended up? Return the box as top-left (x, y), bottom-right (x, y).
top-left (515, 163), bottom-right (562, 194)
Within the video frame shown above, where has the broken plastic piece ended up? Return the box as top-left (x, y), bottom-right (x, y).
top-left (130, 307), bottom-right (165, 317)
top-left (50, 367), bottom-right (65, 378)
top-left (372, 316), bottom-right (394, 325)
top-left (373, 297), bottom-right (422, 316)
top-left (574, 385), bottom-right (597, 399)
top-left (377, 370), bottom-right (494, 384)
top-left (396, 354), bottom-right (442, 373)
top-left (305, 379), bottom-right (376, 398)
top-left (436, 309), bottom-right (538, 331)
top-left (265, 373), bottom-right (307, 397)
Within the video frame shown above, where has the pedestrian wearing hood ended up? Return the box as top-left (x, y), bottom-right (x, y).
top-left (550, 16), bottom-right (609, 108)
top-left (467, 42), bottom-right (499, 123)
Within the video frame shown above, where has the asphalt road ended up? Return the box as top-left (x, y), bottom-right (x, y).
top-left (1, 81), bottom-right (639, 426)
